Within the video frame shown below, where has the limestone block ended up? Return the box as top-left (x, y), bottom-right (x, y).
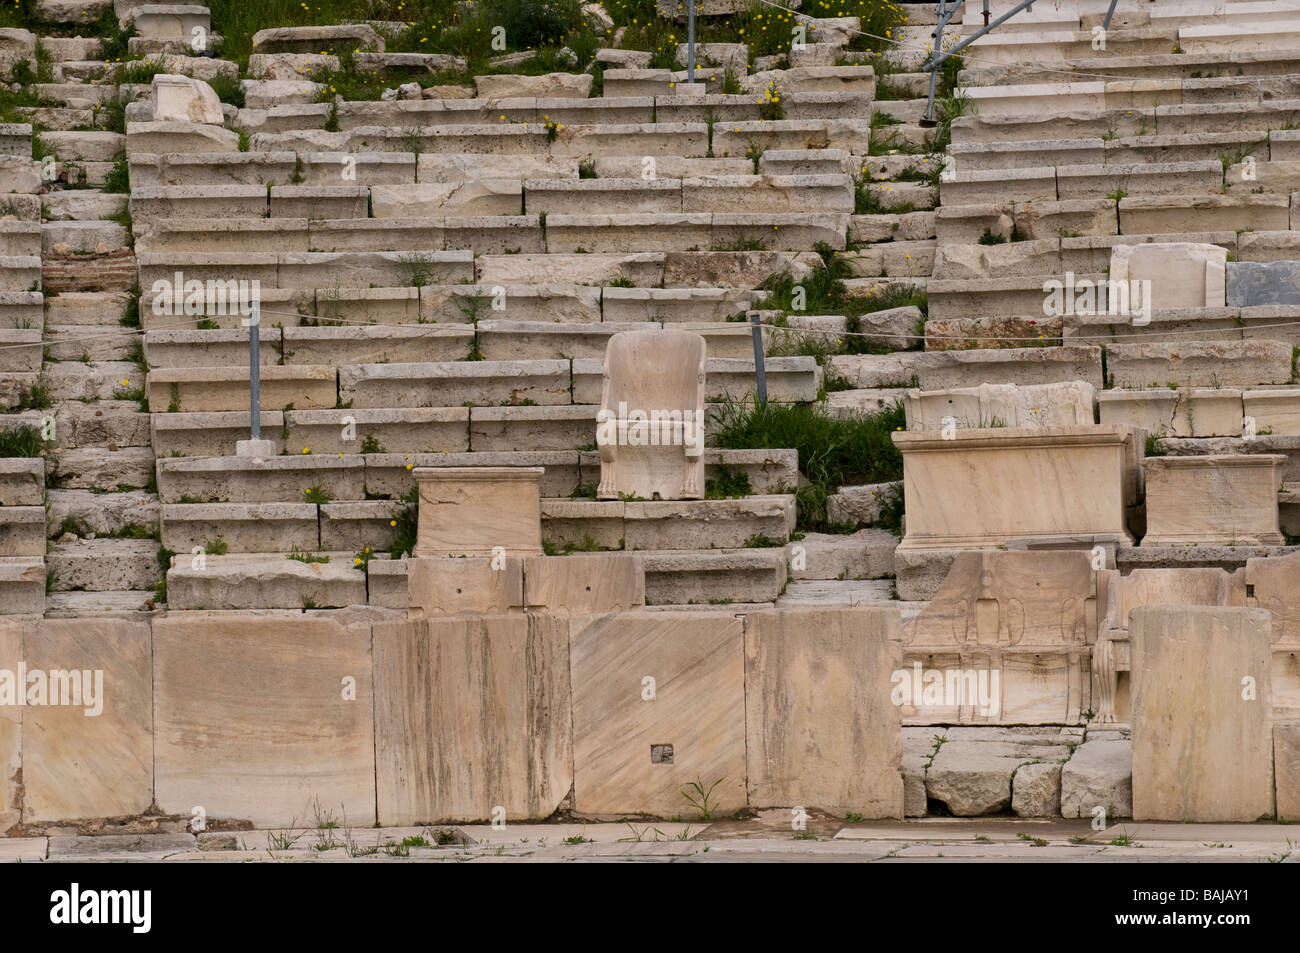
top-left (151, 73), bottom-right (223, 124)
top-left (1244, 551), bottom-right (1300, 715)
top-left (167, 554), bottom-right (368, 610)
top-left (0, 156), bottom-right (40, 193)
top-left (1141, 455), bottom-right (1285, 546)
top-left (825, 481), bottom-right (901, 528)
top-left (268, 185), bottom-right (367, 219)
top-left (406, 556), bottom-right (524, 616)
top-left (125, 120), bottom-right (240, 155)
top-left (247, 52), bottom-right (338, 79)
top-left (926, 741), bottom-right (1043, 816)
top-left (623, 497), bottom-right (794, 550)
top-left (370, 181), bottom-right (522, 218)
top-left (413, 466), bottom-right (542, 558)
top-left (744, 607), bottom-right (903, 816)
top-left (475, 72), bottom-right (592, 99)
top-left (892, 425), bottom-right (1137, 552)
top-left (160, 502), bottom-right (317, 553)
top-left (1060, 737), bottom-right (1131, 819)
top-left (0, 558), bottom-right (42, 618)
top-left (418, 152), bottom-right (577, 182)
top-left (1110, 242), bottom-right (1227, 310)
top-left (286, 407), bottom-right (468, 455)
top-left (904, 381), bottom-right (1097, 431)
top-left (20, 620), bottom-right (153, 823)
top-left (251, 24), bottom-right (383, 54)
top-left (154, 617), bottom-right (375, 828)
top-left (1106, 340), bottom-right (1292, 389)
top-left (596, 329), bottom-right (707, 502)
top-left (522, 553), bottom-right (644, 614)
top-left (1098, 388), bottom-right (1243, 438)
top-left (786, 528), bottom-right (896, 582)
top-left (46, 538), bottom-right (158, 591)
top-left (1131, 606), bottom-right (1274, 821)
top-left (1245, 550), bottom-right (1300, 646)
top-left (1012, 762), bottom-right (1062, 817)
top-left (0, 623), bottom-right (16, 830)
top-left (570, 611), bottom-right (746, 816)
top-left (373, 613), bottom-right (571, 824)
top-left (1277, 724), bottom-right (1300, 821)
top-left (900, 550), bottom-right (1099, 725)
top-left (0, 459), bottom-right (42, 507)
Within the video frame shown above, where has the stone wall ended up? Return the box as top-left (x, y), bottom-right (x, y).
top-left (0, 605), bottom-right (903, 830)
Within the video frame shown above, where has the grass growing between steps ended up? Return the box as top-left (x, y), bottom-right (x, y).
top-left (0, 424), bottom-right (44, 457)
top-left (760, 244), bottom-right (927, 359)
top-left (712, 395), bottom-right (905, 532)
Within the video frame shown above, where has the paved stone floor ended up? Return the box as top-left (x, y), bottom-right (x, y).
top-left (5, 817), bottom-right (1297, 862)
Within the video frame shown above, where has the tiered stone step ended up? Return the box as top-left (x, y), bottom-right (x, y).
top-left (0, 455), bottom-right (44, 615)
top-left (145, 356), bottom-right (819, 414)
top-left (154, 449), bottom-right (797, 504)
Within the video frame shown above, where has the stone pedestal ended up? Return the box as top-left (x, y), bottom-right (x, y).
top-left (413, 466), bottom-right (542, 558)
top-left (1141, 454), bottom-right (1285, 546)
top-left (891, 425), bottom-right (1138, 553)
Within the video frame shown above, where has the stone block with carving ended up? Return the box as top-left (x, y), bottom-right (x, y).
top-left (1245, 550), bottom-right (1300, 718)
top-left (413, 466), bottom-right (542, 558)
top-left (899, 550), bottom-right (1100, 725)
top-left (151, 73), bottom-right (224, 124)
top-left (1141, 454), bottom-right (1285, 546)
top-left (596, 328), bottom-right (706, 501)
top-left (904, 380), bottom-right (1097, 431)
top-left (892, 424), bottom-right (1139, 554)
top-left (1109, 241), bottom-right (1227, 310)
top-left (1093, 567), bottom-right (1245, 724)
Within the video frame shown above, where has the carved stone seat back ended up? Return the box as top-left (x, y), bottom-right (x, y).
top-left (597, 329), bottom-right (707, 501)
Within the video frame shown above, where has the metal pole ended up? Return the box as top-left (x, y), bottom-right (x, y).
top-left (983, 0), bottom-right (990, 27)
top-left (922, 0), bottom-right (1040, 123)
top-left (248, 301), bottom-right (260, 440)
top-left (1102, 0), bottom-right (1120, 30)
top-left (749, 312), bottom-right (767, 404)
top-left (687, 0), bottom-right (696, 85)
top-left (923, 0), bottom-right (1041, 71)
top-left (921, 0), bottom-right (952, 124)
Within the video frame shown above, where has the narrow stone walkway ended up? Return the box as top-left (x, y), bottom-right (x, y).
top-left (6, 819), bottom-right (1296, 863)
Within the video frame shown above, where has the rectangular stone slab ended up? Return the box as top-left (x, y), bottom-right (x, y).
top-left (406, 555), bottom-right (524, 616)
top-left (1130, 605), bottom-right (1274, 821)
top-left (1276, 723), bottom-right (1300, 822)
top-left (153, 617), bottom-right (375, 829)
top-left (569, 611), bottom-right (745, 816)
top-left (1141, 454), bottom-right (1285, 546)
top-left (744, 607), bottom-right (903, 817)
top-left (892, 425), bottom-right (1137, 550)
top-left (372, 613), bottom-right (572, 825)
top-left (413, 466), bottom-right (543, 557)
top-left (0, 623), bottom-right (19, 832)
top-left (522, 553), bottom-right (644, 614)
top-left (20, 619), bottom-right (153, 823)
